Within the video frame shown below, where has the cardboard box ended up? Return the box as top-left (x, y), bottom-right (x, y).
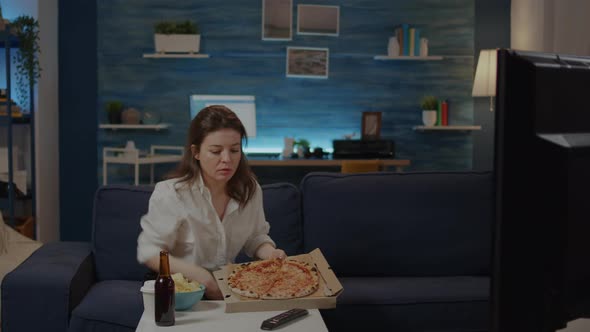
top-left (213, 248), bottom-right (343, 313)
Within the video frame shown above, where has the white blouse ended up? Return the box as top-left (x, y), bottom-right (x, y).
top-left (137, 175), bottom-right (275, 271)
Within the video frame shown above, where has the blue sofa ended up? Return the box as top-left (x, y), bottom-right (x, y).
top-left (2, 171), bottom-right (492, 332)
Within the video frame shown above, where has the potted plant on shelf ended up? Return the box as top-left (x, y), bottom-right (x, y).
top-left (154, 20), bottom-right (200, 54)
top-left (294, 139), bottom-right (311, 158)
top-left (420, 95), bottom-right (439, 127)
top-left (105, 100), bottom-right (124, 124)
top-left (11, 15), bottom-right (41, 111)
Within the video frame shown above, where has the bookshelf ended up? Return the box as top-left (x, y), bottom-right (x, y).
top-left (99, 123), bottom-right (170, 131)
top-left (413, 125), bottom-right (482, 131)
top-left (374, 55), bottom-right (443, 61)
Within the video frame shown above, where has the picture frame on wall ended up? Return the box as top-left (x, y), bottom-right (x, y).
top-left (361, 112), bottom-right (382, 140)
top-left (262, 0), bottom-right (293, 41)
top-left (286, 47), bottom-right (329, 79)
top-left (297, 4), bottom-right (340, 36)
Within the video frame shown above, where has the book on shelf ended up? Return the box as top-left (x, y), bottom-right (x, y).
top-left (441, 100), bottom-right (449, 126)
top-left (402, 23), bottom-right (410, 56)
top-left (409, 28), bottom-right (415, 56)
top-left (392, 24), bottom-right (425, 57)
top-left (414, 29), bottom-right (421, 56)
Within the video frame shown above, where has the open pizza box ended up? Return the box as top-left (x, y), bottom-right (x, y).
top-left (213, 248), bottom-right (343, 313)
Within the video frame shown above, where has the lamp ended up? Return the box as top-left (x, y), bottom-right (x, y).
top-left (472, 49), bottom-right (498, 112)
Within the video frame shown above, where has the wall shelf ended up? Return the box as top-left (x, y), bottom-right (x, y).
top-left (142, 53), bottom-right (209, 59)
top-left (413, 125), bottom-right (482, 131)
top-left (374, 55), bottom-right (444, 61)
top-left (99, 123), bottom-right (170, 131)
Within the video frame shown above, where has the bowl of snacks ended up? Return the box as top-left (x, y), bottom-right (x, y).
top-left (172, 273), bottom-right (206, 311)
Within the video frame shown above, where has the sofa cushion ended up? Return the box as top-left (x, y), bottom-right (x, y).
top-left (320, 301), bottom-right (489, 332)
top-left (261, 183), bottom-right (303, 256)
top-left (336, 276), bottom-right (489, 305)
top-left (301, 171), bottom-right (493, 277)
top-left (93, 186), bottom-right (154, 281)
top-left (69, 280), bottom-right (143, 330)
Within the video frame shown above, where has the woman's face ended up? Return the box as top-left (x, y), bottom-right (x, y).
top-left (193, 128), bottom-right (242, 187)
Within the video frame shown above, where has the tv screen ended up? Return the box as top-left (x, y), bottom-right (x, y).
top-left (492, 49), bottom-right (590, 332)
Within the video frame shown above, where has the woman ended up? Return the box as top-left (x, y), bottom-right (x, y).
top-left (137, 105), bottom-right (285, 300)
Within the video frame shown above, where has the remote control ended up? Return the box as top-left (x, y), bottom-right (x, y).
top-left (260, 308), bottom-right (309, 330)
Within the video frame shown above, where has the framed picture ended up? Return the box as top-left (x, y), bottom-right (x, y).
top-left (286, 47), bottom-right (329, 79)
top-left (262, 0), bottom-right (292, 41)
top-left (361, 112), bottom-right (382, 140)
top-left (297, 4), bottom-right (340, 36)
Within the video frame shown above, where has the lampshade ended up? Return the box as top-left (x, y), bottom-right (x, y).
top-left (190, 95), bottom-right (257, 137)
top-left (472, 49), bottom-right (498, 97)
top-left (472, 49), bottom-right (498, 112)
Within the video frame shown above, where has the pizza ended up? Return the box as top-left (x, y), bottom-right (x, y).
top-left (227, 258), bottom-right (320, 299)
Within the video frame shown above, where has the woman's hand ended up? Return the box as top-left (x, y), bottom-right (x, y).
top-left (268, 248), bottom-right (287, 260)
top-left (255, 243), bottom-right (287, 260)
top-left (204, 282), bottom-right (224, 300)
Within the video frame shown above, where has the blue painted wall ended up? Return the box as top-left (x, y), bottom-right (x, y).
top-left (60, 0), bottom-right (510, 241)
top-left (97, 0), bottom-right (475, 184)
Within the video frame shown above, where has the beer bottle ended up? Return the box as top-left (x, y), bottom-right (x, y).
top-left (155, 250), bottom-right (175, 326)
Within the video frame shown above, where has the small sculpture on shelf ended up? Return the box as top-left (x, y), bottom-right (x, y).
top-left (121, 107), bottom-right (141, 125)
top-left (142, 111), bottom-right (161, 125)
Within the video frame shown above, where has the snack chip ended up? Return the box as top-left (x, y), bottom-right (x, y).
top-left (172, 272), bottom-right (201, 292)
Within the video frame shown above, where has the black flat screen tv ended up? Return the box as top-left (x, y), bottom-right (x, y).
top-left (492, 49), bottom-right (590, 332)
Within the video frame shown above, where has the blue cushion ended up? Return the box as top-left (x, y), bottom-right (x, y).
top-left (336, 276), bottom-right (489, 305)
top-left (301, 171), bottom-right (493, 277)
top-left (235, 183), bottom-right (303, 263)
top-left (93, 185), bottom-right (153, 281)
top-left (320, 301), bottom-right (489, 332)
top-left (69, 280), bottom-right (143, 330)
top-left (262, 183), bottom-right (303, 256)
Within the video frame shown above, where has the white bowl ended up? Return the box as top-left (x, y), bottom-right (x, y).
top-left (140, 280), bottom-right (155, 319)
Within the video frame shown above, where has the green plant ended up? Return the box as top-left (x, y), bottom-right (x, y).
top-left (155, 20), bottom-right (199, 34)
top-left (105, 100), bottom-right (124, 124)
top-left (294, 139), bottom-right (310, 149)
top-left (105, 100), bottom-right (123, 113)
top-left (11, 15), bottom-right (41, 110)
top-left (420, 96), bottom-right (439, 110)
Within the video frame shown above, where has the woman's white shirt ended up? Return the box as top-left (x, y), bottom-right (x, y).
top-left (137, 176), bottom-right (275, 271)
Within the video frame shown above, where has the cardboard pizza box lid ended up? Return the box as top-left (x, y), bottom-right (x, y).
top-left (213, 248), bottom-right (343, 313)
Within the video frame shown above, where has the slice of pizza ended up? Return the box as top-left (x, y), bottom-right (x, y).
top-left (260, 260), bottom-right (320, 299)
top-left (228, 259), bottom-right (284, 299)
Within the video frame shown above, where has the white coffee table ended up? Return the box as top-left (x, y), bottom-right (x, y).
top-left (135, 301), bottom-right (328, 332)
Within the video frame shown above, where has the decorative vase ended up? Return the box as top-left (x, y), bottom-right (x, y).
top-left (388, 37), bottom-right (400, 57)
top-left (297, 146), bottom-right (304, 158)
top-left (422, 110), bottom-right (437, 127)
top-left (282, 137), bottom-right (295, 158)
top-left (420, 38), bottom-right (429, 57)
top-left (123, 140), bottom-right (138, 159)
top-left (121, 108), bottom-right (141, 125)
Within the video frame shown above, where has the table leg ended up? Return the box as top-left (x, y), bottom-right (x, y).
top-left (135, 162), bottom-right (139, 186)
top-left (103, 160), bottom-right (107, 185)
top-left (150, 164), bottom-right (154, 184)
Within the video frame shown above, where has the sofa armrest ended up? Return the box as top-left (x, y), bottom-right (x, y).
top-left (1, 242), bottom-right (95, 332)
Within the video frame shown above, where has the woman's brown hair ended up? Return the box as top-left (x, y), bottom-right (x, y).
top-left (167, 105), bottom-right (257, 206)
